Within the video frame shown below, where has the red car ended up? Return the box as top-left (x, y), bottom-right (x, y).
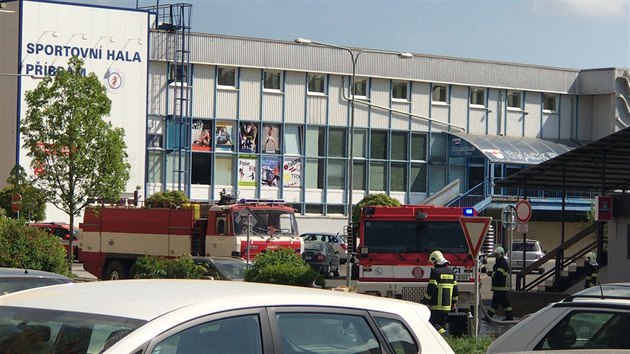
top-left (29, 222), bottom-right (79, 260)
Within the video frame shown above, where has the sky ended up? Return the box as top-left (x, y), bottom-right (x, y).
top-left (74, 0), bottom-right (630, 69)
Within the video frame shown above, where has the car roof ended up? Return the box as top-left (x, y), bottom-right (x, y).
top-left (0, 267), bottom-right (72, 280)
top-left (0, 279), bottom-right (425, 322)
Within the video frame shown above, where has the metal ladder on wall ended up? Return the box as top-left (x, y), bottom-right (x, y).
top-left (142, 2), bottom-right (193, 195)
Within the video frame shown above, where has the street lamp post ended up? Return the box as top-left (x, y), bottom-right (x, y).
top-left (295, 38), bottom-right (412, 286)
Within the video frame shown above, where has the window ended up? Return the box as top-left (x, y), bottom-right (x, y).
top-left (217, 67), bottom-right (236, 87)
top-left (375, 317), bottom-right (418, 354)
top-left (305, 158), bottom-right (324, 188)
top-left (470, 87), bottom-right (485, 106)
top-left (327, 159), bottom-right (345, 189)
top-left (543, 93), bottom-right (558, 112)
top-left (191, 153), bottom-right (211, 185)
top-left (306, 126), bottom-right (325, 157)
top-left (239, 122), bottom-right (258, 153)
top-left (370, 161), bottom-right (387, 191)
top-left (352, 160), bottom-right (366, 190)
top-left (328, 128), bottom-right (346, 157)
top-left (307, 73), bottom-right (326, 94)
top-left (147, 151), bottom-right (163, 183)
top-left (352, 77), bottom-right (368, 98)
top-left (262, 124), bottom-right (281, 154)
top-left (284, 125), bottom-right (303, 155)
top-left (411, 133), bottom-right (427, 161)
top-left (390, 162), bottom-right (407, 192)
top-left (536, 311), bottom-right (625, 350)
top-left (370, 130), bottom-right (388, 160)
top-left (391, 132), bottom-right (408, 161)
top-left (264, 70), bottom-right (282, 91)
top-left (507, 90), bottom-right (523, 109)
top-left (352, 129), bottom-right (367, 158)
top-left (214, 155), bottom-right (233, 185)
top-left (432, 84), bottom-right (448, 103)
top-left (169, 63), bottom-right (188, 83)
top-left (392, 81), bottom-right (409, 101)
top-left (410, 163), bottom-right (427, 192)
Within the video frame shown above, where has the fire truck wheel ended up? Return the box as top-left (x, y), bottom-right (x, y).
top-left (105, 261), bottom-right (127, 280)
top-left (333, 269), bottom-right (340, 278)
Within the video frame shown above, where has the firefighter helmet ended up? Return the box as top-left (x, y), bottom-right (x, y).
top-left (495, 246), bottom-right (505, 256)
top-left (429, 250), bottom-right (447, 265)
top-left (586, 252), bottom-right (596, 262)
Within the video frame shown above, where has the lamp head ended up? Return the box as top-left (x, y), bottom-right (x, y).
top-left (398, 52), bottom-right (413, 59)
top-left (294, 38), bottom-right (312, 45)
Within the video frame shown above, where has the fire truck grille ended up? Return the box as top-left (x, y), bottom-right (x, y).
top-left (401, 286), bottom-right (426, 302)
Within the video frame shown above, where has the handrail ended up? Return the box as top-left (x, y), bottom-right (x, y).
top-left (446, 179), bottom-right (487, 207)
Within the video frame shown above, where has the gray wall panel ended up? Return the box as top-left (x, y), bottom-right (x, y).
top-left (239, 68), bottom-right (261, 121)
top-left (191, 64), bottom-right (214, 118)
top-left (216, 89), bottom-right (238, 119)
top-left (262, 92), bottom-right (283, 122)
top-left (328, 76), bottom-right (347, 127)
top-left (370, 79), bottom-right (390, 129)
top-left (523, 92), bottom-right (543, 138)
top-left (391, 102), bottom-right (410, 130)
top-left (306, 95), bottom-right (327, 125)
top-left (148, 61), bottom-right (167, 116)
top-left (284, 72), bottom-right (305, 124)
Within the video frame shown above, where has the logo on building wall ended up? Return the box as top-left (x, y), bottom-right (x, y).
top-left (104, 68), bottom-right (124, 93)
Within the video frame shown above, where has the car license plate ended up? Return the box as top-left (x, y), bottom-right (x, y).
top-left (516, 261), bottom-right (523, 265)
top-left (455, 274), bottom-right (470, 281)
top-left (304, 256), bottom-right (311, 260)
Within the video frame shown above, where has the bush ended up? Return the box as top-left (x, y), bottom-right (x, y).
top-left (145, 190), bottom-right (189, 208)
top-left (352, 193), bottom-right (401, 223)
top-left (134, 254), bottom-right (205, 279)
top-left (0, 217), bottom-right (70, 276)
top-left (244, 248), bottom-right (323, 287)
top-left (445, 335), bottom-right (494, 354)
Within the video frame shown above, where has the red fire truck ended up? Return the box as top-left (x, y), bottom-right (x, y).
top-left (79, 196), bottom-right (303, 280)
top-left (356, 205), bottom-right (478, 310)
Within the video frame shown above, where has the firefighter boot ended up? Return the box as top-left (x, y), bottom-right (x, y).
top-left (482, 308), bottom-right (495, 322)
top-left (503, 308), bottom-right (513, 321)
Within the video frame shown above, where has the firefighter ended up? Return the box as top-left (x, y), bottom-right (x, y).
top-left (584, 252), bottom-right (599, 289)
top-left (420, 250), bottom-right (458, 335)
top-left (483, 246), bottom-right (513, 321)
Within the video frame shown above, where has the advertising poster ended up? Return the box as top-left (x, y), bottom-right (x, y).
top-left (238, 155), bottom-right (257, 187)
top-left (283, 157), bottom-right (302, 188)
top-left (262, 124), bottom-right (281, 154)
top-left (261, 156), bottom-right (280, 187)
top-left (239, 122), bottom-right (258, 153)
top-left (192, 119), bottom-right (212, 151)
top-left (215, 123), bottom-right (235, 152)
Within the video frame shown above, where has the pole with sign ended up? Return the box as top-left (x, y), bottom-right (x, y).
top-left (501, 205), bottom-right (516, 289)
top-left (459, 216), bottom-right (492, 337)
top-left (11, 193), bottom-right (22, 219)
top-left (515, 199), bottom-right (532, 290)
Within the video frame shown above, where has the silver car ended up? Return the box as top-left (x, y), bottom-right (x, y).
top-left (509, 239), bottom-right (546, 274)
top-left (301, 232), bottom-right (349, 263)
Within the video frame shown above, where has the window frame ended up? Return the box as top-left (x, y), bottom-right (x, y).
top-left (217, 67), bottom-right (237, 88)
top-left (392, 80), bottom-right (410, 102)
top-left (352, 77), bottom-right (369, 99)
top-left (263, 70), bottom-right (283, 92)
top-left (431, 84), bottom-right (448, 104)
top-left (469, 87), bottom-right (486, 107)
top-left (307, 73), bottom-right (326, 95)
top-left (507, 90), bottom-right (523, 110)
top-left (543, 93), bottom-right (558, 113)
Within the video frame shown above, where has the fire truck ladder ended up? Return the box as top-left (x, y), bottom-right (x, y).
top-left (143, 2), bottom-right (193, 195)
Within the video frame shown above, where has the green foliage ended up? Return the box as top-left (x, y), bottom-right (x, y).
top-left (244, 248), bottom-right (322, 287)
top-left (145, 190), bottom-right (189, 208)
top-left (444, 335), bottom-right (494, 354)
top-left (352, 193), bottom-right (401, 224)
top-left (134, 254), bottom-right (205, 279)
top-left (0, 165), bottom-right (46, 221)
top-left (0, 217), bottom-right (70, 277)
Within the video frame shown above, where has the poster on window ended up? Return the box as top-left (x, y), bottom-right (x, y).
top-left (238, 155), bottom-right (257, 187)
top-left (261, 156), bottom-right (280, 187)
top-left (262, 124), bottom-right (281, 154)
top-left (239, 122), bottom-right (258, 153)
top-left (215, 123), bottom-right (235, 151)
top-left (283, 157), bottom-right (301, 188)
top-left (192, 119), bottom-right (212, 152)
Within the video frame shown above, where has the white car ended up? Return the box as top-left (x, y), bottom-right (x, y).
top-left (487, 293), bottom-right (630, 353)
top-left (0, 279), bottom-right (454, 353)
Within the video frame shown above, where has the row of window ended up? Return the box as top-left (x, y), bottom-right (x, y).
top-left (195, 66), bottom-right (559, 112)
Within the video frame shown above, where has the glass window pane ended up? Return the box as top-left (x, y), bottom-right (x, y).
top-left (392, 81), bottom-right (408, 100)
top-left (239, 122), bottom-right (259, 153)
top-left (327, 159), bottom-right (345, 189)
top-left (432, 85), bottom-right (447, 103)
top-left (329, 128), bottom-right (346, 157)
top-left (411, 133), bottom-right (427, 161)
top-left (470, 88), bottom-right (485, 106)
top-left (284, 125), bottom-right (302, 155)
top-left (308, 74), bottom-right (326, 93)
top-left (429, 164), bottom-right (447, 193)
top-left (262, 124), bottom-right (281, 154)
top-left (375, 317), bottom-right (418, 354)
top-left (352, 129), bottom-right (367, 158)
top-left (390, 162), bottom-right (407, 192)
top-left (215, 122), bottom-right (236, 152)
top-left (191, 153), bottom-right (211, 185)
top-left (147, 151), bottom-right (163, 184)
top-left (306, 126), bottom-right (325, 157)
top-left (369, 161), bottom-right (387, 191)
top-left (450, 165), bottom-right (466, 193)
top-left (215, 155), bottom-right (233, 185)
top-left (544, 94), bottom-right (557, 112)
top-left (353, 77), bottom-right (368, 97)
top-left (410, 163), bottom-right (427, 192)
top-left (165, 151), bottom-right (187, 184)
top-left (370, 130), bottom-right (388, 160)
top-left (352, 160), bottom-right (366, 190)
top-left (306, 158), bottom-right (324, 188)
top-left (264, 70), bottom-right (282, 90)
top-left (391, 132), bottom-right (407, 161)
top-left (218, 67), bottom-right (236, 87)
top-left (508, 91), bottom-right (522, 109)
top-left (430, 134), bottom-right (447, 162)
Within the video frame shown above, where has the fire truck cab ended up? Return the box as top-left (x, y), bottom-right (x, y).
top-left (356, 205), bottom-right (477, 311)
top-left (79, 194), bottom-right (303, 280)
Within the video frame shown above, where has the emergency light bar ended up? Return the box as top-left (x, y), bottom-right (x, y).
top-left (239, 198), bottom-right (286, 205)
top-left (463, 207), bottom-right (474, 216)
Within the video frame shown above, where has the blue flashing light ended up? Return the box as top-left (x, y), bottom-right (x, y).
top-left (463, 207), bottom-right (475, 216)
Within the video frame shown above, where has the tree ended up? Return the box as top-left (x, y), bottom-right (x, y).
top-left (20, 56), bottom-right (130, 269)
top-left (0, 165), bottom-right (46, 221)
top-left (244, 248), bottom-right (321, 287)
top-left (352, 193), bottom-right (401, 224)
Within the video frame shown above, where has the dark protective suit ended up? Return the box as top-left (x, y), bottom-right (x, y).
top-left (420, 263), bottom-right (458, 334)
top-left (584, 260), bottom-right (599, 289)
top-left (486, 255), bottom-right (513, 320)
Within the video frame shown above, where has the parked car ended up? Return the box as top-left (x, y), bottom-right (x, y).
top-left (0, 267), bottom-right (73, 296)
top-left (302, 240), bottom-right (341, 278)
top-left (487, 292), bottom-right (630, 352)
top-left (0, 279), bottom-right (454, 353)
top-left (564, 282), bottom-right (630, 301)
top-left (301, 232), bottom-right (348, 263)
top-left (192, 256), bottom-right (248, 281)
top-left (28, 222), bottom-right (80, 260)
top-left (508, 239), bottom-right (546, 273)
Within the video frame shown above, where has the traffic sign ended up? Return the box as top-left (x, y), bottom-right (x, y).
top-left (10, 193), bottom-right (22, 212)
top-left (515, 199), bottom-right (532, 223)
top-left (459, 216), bottom-right (492, 259)
top-left (501, 205), bottom-right (516, 230)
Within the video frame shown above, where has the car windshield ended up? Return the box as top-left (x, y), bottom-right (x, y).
top-left (0, 277), bottom-right (70, 295)
top-left (0, 306), bottom-right (145, 353)
top-left (305, 242), bottom-right (326, 252)
top-left (213, 259), bottom-right (248, 280)
top-left (233, 208), bottom-right (297, 236)
top-left (512, 242), bottom-right (538, 252)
